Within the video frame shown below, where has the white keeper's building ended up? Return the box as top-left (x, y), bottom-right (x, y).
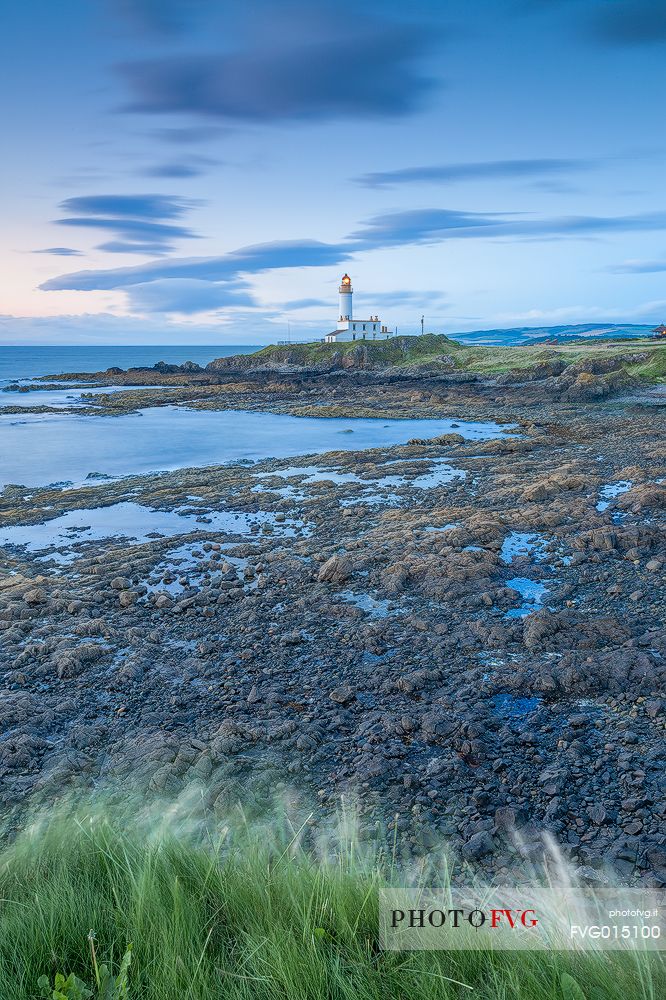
top-left (323, 274), bottom-right (392, 343)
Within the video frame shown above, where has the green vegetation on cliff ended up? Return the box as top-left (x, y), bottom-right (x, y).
top-left (246, 333), bottom-right (666, 381)
top-left (251, 333), bottom-right (459, 368)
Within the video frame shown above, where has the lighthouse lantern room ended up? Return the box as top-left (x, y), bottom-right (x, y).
top-left (324, 274), bottom-right (392, 343)
top-left (339, 273), bottom-right (353, 322)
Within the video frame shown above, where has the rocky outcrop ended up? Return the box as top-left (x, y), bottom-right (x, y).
top-left (1, 352), bottom-right (665, 884)
top-left (317, 554), bottom-right (353, 583)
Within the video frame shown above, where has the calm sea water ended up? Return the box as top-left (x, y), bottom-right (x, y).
top-left (0, 408), bottom-right (510, 489)
top-left (0, 345), bottom-right (258, 384)
top-left (0, 343), bottom-right (513, 493)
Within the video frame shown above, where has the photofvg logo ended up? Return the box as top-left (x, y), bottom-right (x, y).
top-left (379, 889), bottom-right (666, 951)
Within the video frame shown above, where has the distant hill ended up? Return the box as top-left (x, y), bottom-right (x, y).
top-left (451, 323), bottom-right (654, 346)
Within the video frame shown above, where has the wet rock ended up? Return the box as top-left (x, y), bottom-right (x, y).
top-left (54, 643), bottom-right (107, 679)
top-left (494, 806), bottom-right (517, 830)
top-left (191, 754), bottom-right (213, 779)
top-left (24, 587), bottom-right (46, 605)
top-left (381, 561), bottom-right (410, 593)
top-left (330, 685), bottom-right (354, 704)
top-left (587, 803), bottom-right (607, 824)
top-left (247, 685), bottom-right (261, 704)
top-left (462, 830), bottom-right (495, 859)
top-left (317, 554), bottom-right (353, 584)
top-left (431, 433), bottom-right (465, 446)
top-left (568, 714), bottom-right (589, 728)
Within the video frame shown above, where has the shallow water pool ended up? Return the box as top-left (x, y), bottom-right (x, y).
top-left (0, 407), bottom-right (513, 489)
top-left (0, 502), bottom-right (305, 562)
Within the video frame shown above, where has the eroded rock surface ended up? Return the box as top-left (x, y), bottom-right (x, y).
top-left (1, 367), bottom-right (665, 885)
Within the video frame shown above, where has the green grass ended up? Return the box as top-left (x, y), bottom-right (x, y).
top-left (248, 334), bottom-right (666, 381)
top-left (0, 800), bottom-right (663, 999)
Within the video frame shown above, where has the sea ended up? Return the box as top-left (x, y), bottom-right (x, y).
top-left (0, 345), bottom-right (257, 385)
top-left (0, 343), bottom-right (517, 490)
top-left (0, 405), bottom-right (510, 490)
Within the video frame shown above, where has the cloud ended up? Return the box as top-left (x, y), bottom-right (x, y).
top-left (117, 18), bottom-right (438, 122)
top-left (282, 298), bottom-right (329, 310)
top-left (59, 194), bottom-right (195, 219)
top-left (54, 193), bottom-right (200, 254)
top-left (39, 239), bottom-right (348, 316)
top-left (140, 157), bottom-right (219, 179)
top-left (111, 0), bottom-right (214, 36)
top-left (523, 0), bottom-right (666, 46)
top-left (126, 278), bottom-right (256, 313)
top-left (0, 311), bottom-right (266, 345)
top-left (32, 247), bottom-right (83, 256)
top-left (96, 240), bottom-right (175, 255)
top-left (42, 205), bottom-right (666, 316)
top-left (349, 207), bottom-right (666, 248)
top-left (40, 240), bottom-right (349, 292)
top-left (141, 163), bottom-right (205, 179)
top-left (606, 258), bottom-right (666, 274)
top-left (368, 289), bottom-right (448, 307)
top-left (479, 299), bottom-right (666, 327)
top-left (3, 305), bottom-right (660, 348)
top-left (152, 125), bottom-right (231, 145)
top-left (57, 216), bottom-right (198, 241)
top-left (588, 0), bottom-right (666, 45)
top-left (355, 158), bottom-right (594, 189)
top-left (349, 209), bottom-right (505, 248)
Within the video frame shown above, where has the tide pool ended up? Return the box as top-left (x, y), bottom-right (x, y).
top-left (0, 502), bottom-right (304, 562)
top-left (0, 406), bottom-right (512, 489)
top-left (0, 384), bottom-right (167, 408)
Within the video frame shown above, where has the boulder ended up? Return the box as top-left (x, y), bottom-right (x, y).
top-left (317, 554), bottom-right (352, 584)
top-left (462, 830), bottom-right (495, 860)
top-left (330, 685), bottom-right (354, 704)
top-left (23, 588), bottom-right (46, 605)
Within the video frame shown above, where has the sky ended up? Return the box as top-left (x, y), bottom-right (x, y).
top-left (2, 0), bottom-right (666, 345)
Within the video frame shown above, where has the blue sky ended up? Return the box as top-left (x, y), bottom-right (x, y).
top-left (2, 0), bottom-right (666, 344)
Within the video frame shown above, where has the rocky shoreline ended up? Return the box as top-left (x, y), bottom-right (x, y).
top-left (1, 352), bottom-right (665, 885)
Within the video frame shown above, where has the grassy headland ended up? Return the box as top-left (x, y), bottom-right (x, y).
top-left (1, 801), bottom-right (664, 1000)
top-left (245, 333), bottom-right (666, 380)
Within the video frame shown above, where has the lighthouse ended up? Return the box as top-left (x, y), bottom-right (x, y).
top-left (324, 274), bottom-right (393, 343)
top-left (339, 273), bottom-right (353, 322)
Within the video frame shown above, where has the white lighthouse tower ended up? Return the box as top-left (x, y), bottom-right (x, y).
top-left (339, 273), bottom-right (353, 323)
top-left (324, 273), bottom-right (393, 343)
